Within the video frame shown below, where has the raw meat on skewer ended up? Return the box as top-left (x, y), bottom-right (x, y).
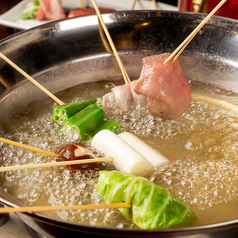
top-left (103, 53), bottom-right (191, 120)
top-left (133, 53), bottom-right (191, 120)
top-left (102, 81), bottom-right (147, 114)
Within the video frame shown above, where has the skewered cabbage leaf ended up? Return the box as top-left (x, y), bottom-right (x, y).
top-left (96, 170), bottom-right (196, 229)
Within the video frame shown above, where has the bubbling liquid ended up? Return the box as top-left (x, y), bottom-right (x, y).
top-left (0, 80), bottom-right (238, 227)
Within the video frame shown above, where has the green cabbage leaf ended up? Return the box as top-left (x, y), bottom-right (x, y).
top-left (96, 170), bottom-right (196, 229)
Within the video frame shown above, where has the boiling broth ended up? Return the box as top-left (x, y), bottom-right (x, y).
top-left (0, 79), bottom-right (238, 228)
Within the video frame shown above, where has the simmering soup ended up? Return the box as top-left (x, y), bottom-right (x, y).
top-left (0, 79), bottom-right (238, 228)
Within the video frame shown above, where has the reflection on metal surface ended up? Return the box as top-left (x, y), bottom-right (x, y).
top-left (0, 74), bottom-right (10, 90)
top-left (0, 204), bottom-right (9, 227)
top-left (0, 74), bottom-right (10, 98)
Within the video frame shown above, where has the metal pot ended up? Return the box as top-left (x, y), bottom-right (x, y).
top-left (0, 10), bottom-right (238, 238)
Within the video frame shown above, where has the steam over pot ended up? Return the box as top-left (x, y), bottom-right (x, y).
top-left (0, 10), bottom-right (238, 237)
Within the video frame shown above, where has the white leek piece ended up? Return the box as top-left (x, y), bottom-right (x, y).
top-left (118, 132), bottom-right (169, 166)
top-left (91, 130), bottom-right (153, 176)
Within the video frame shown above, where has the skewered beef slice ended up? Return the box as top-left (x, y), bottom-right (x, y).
top-left (133, 53), bottom-right (191, 120)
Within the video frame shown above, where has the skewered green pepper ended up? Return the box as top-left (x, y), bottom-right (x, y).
top-left (62, 104), bottom-right (105, 140)
top-left (52, 98), bottom-right (96, 126)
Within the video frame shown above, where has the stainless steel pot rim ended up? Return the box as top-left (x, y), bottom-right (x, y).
top-left (26, 210), bottom-right (238, 233)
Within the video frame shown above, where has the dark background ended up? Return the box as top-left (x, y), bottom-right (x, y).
top-left (158, 0), bottom-right (177, 6)
top-left (0, 0), bottom-right (21, 40)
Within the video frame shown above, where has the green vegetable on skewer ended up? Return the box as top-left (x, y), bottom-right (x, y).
top-left (52, 98), bottom-right (96, 126)
top-left (62, 104), bottom-right (105, 140)
top-left (96, 170), bottom-right (196, 229)
top-left (91, 120), bottom-right (122, 137)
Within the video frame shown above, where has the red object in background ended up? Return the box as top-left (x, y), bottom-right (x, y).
top-left (67, 7), bottom-right (115, 18)
top-left (178, 0), bottom-right (238, 19)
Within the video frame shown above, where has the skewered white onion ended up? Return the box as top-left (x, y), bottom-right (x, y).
top-left (91, 130), bottom-right (153, 176)
top-left (118, 132), bottom-right (169, 166)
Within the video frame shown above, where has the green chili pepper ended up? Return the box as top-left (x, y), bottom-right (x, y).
top-left (52, 98), bottom-right (96, 126)
top-left (62, 104), bottom-right (105, 140)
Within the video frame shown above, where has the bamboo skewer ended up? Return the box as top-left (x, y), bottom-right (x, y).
top-left (0, 52), bottom-right (64, 106)
top-left (0, 137), bottom-right (60, 157)
top-left (0, 137), bottom-right (114, 171)
top-left (131, 0), bottom-right (137, 10)
top-left (91, 0), bottom-right (131, 85)
top-left (0, 157), bottom-right (113, 172)
top-left (152, 0), bottom-right (158, 10)
top-left (163, 0), bottom-right (227, 64)
top-left (80, 0), bottom-right (86, 9)
top-left (0, 203), bottom-right (131, 214)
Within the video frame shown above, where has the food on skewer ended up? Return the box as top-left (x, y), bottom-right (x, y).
top-left (52, 98), bottom-right (96, 126)
top-left (96, 170), bottom-right (196, 229)
top-left (52, 52), bottom-right (191, 123)
top-left (118, 132), bottom-right (169, 166)
top-left (90, 120), bottom-right (122, 137)
top-left (55, 143), bottom-right (101, 171)
top-left (0, 137), bottom-right (114, 172)
top-left (133, 53), bottom-right (191, 120)
top-left (0, 129), bottom-right (168, 174)
top-left (102, 81), bottom-right (147, 114)
top-left (91, 129), bottom-right (153, 176)
top-left (52, 98), bottom-right (122, 141)
top-left (102, 53), bottom-right (191, 120)
top-left (36, 0), bottom-right (66, 21)
top-left (62, 104), bottom-right (105, 140)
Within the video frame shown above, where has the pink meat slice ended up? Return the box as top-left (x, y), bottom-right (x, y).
top-left (37, 0), bottom-right (66, 21)
top-left (133, 53), bottom-right (191, 120)
top-left (103, 81), bottom-right (147, 113)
